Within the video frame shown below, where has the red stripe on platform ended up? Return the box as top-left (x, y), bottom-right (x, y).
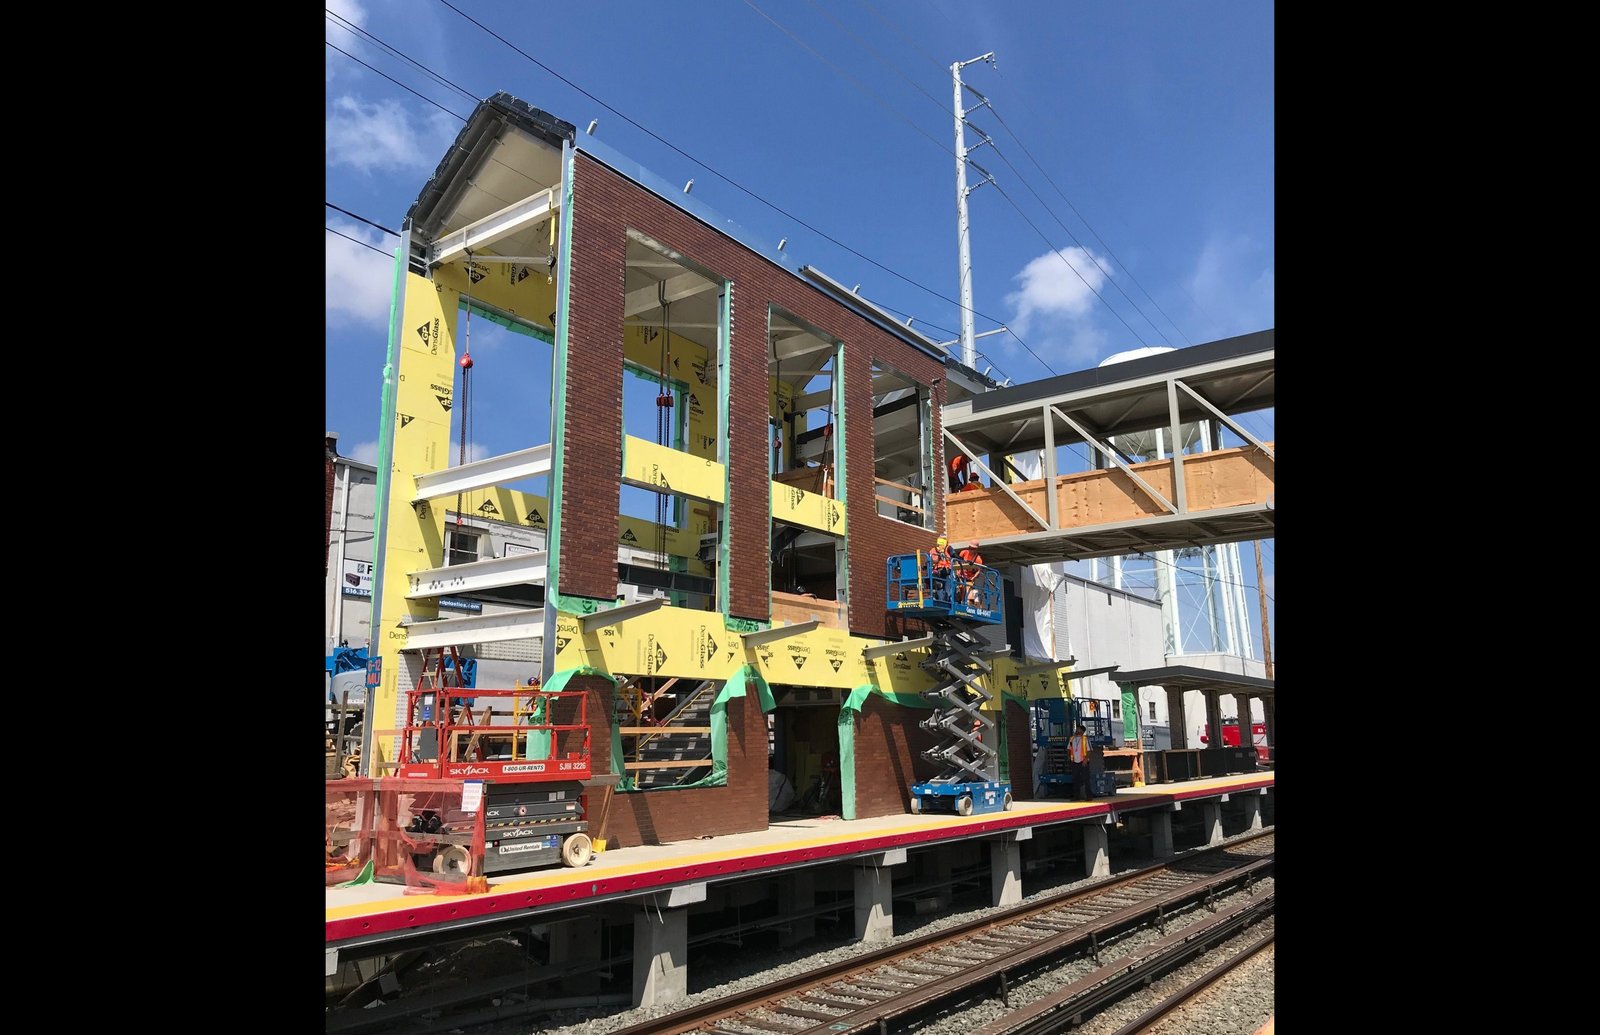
top-left (326, 774), bottom-right (1272, 943)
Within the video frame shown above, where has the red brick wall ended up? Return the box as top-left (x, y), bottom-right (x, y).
top-left (565, 155), bottom-right (950, 630)
top-left (849, 695), bottom-right (940, 818)
top-left (325, 438), bottom-right (337, 574)
top-left (576, 675), bottom-right (769, 848)
top-left (1006, 700), bottom-right (1034, 800)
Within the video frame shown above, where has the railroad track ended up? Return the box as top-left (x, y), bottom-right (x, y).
top-left (611, 829), bottom-right (1274, 1035)
top-left (1096, 926), bottom-right (1274, 1035)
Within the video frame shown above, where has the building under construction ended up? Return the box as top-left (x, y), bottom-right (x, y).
top-left (327, 92), bottom-right (1276, 1011)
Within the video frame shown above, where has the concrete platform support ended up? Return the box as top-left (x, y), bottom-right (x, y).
top-left (632, 884), bottom-right (705, 1009)
top-left (1082, 824), bottom-right (1109, 878)
top-left (780, 869), bottom-right (816, 948)
top-left (1240, 791), bottom-right (1262, 831)
top-left (854, 848), bottom-right (906, 944)
top-left (1202, 801), bottom-right (1223, 846)
top-left (990, 839), bottom-right (1022, 907)
top-left (1151, 809), bottom-right (1175, 858)
top-left (549, 915), bottom-right (603, 994)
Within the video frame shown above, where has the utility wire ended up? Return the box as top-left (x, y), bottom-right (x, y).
top-left (326, 8), bottom-right (480, 104)
top-left (326, 202), bottom-right (398, 237)
top-left (327, 225), bottom-right (394, 257)
top-left (432, 0), bottom-right (1055, 376)
top-left (743, 0), bottom-right (953, 157)
top-left (325, 41), bottom-right (469, 122)
top-left (805, 0), bottom-right (954, 121)
top-left (825, 0), bottom-right (1177, 351)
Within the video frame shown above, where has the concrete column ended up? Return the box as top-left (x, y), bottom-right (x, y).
top-left (1082, 823), bottom-right (1109, 878)
top-left (1151, 809), bottom-right (1175, 858)
top-left (988, 828), bottom-right (1031, 907)
top-left (780, 869), bottom-right (816, 948)
top-left (1240, 791), bottom-right (1262, 831)
top-left (1202, 801), bottom-right (1223, 846)
top-left (854, 848), bottom-right (906, 944)
top-left (548, 915), bottom-right (602, 994)
top-left (1261, 697), bottom-right (1275, 751)
top-left (632, 884), bottom-right (705, 1009)
top-left (1165, 687), bottom-right (1187, 748)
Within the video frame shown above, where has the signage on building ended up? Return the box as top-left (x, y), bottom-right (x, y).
top-left (342, 559), bottom-right (480, 611)
top-left (342, 558), bottom-right (374, 598)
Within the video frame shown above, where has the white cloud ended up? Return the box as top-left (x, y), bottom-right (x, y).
top-left (325, 0), bottom-right (367, 80)
top-left (449, 440), bottom-right (490, 464)
top-left (349, 440), bottom-right (380, 465)
top-left (326, 96), bottom-right (455, 173)
top-left (325, 218), bottom-right (395, 328)
top-left (1005, 247), bottom-right (1110, 337)
top-left (327, 0), bottom-right (366, 26)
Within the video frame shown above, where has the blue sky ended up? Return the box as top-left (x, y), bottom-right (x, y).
top-left (325, 0), bottom-right (1275, 651)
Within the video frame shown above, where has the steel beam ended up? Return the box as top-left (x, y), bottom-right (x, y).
top-left (402, 608), bottom-right (546, 651)
top-left (406, 552), bottom-right (548, 599)
top-left (1042, 405), bottom-right (1059, 528)
top-left (944, 429), bottom-right (1050, 530)
top-left (578, 598), bottom-right (665, 632)
top-left (412, 444), bottom-right (552, 502)
top-left (1014, 657), bottom-right (1081, 676)
top-left (429, 186), bottom-right (560, 268)
top-left (1173, 379), bottom-right (1275, 460)
top-left (741, 620), bottom-right (820, 647)
top-left (1050, 405), bottom-right (1176, 514)
top-left (624, 271), bottom-right (717, 318)
top-left (862, 635), bottom-right (938, 660)
top-left (1166, 381), bottom-right (1187, 513)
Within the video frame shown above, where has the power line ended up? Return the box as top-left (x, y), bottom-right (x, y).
top-left (858, 0), bottom-right (950, 78)
top-left (325, 41), bottom-right (469, 122)
top-left (986, 103), bottom-right (1192, 349)
top-left (991, 65), bottom-right (1233, 340)
top-left (431, 0), bottom-right (1055, 376)
top-left (985, 138), bottom-right (1168, 346)
top-left (737, 1), bottom-right (1173, 371)
top-left (743, 0), bottom-right (953, 157)
top-left (326, 202), bottom-right (398, 237)
top-left (988, 179), bottom-right (1149, 348)
top-left (826, 2), bottom-right (1176, 352)
top-left (326, 8), bottom-right (480, 104)
top-left (327, 225), bottom-right (394, 258)
top-left (804, 0), bottom-right (954, 121)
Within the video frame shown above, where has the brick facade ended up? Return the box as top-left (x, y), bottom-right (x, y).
top-left (848, 695), bottom-right (941, 818)
top-left (1005, 699), bottom-right (1034, 800)
top-left (325, 435), bottom-right (338, 574)
top-left (564, 154), bottom-right (949, 633)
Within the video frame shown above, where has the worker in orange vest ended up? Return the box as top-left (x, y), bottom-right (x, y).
top-left (948, 453), bottom-right (969, 491)
top-left (1068, 723), bottom-right (1091, 800)
top-left (927, 536), bottom-right (954, 602)
top-left (957, 541), bottom-right (985, 607)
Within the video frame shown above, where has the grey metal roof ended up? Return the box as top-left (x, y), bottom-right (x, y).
top-left (1111, 665), bottom-right (1275, 696)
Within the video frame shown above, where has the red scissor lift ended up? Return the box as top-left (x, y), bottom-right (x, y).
top-left (390, 648), bottom-right (597, 877)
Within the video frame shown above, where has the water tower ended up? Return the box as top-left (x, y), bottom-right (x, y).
top-left (1088, 347), bottom-right (1256, 661)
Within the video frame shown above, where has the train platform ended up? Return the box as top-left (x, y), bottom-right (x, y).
top-left (326, 769), bottom-right (1273, 954)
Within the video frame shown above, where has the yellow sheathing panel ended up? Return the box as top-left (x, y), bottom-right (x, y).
top-left (622, 435), bottom-right (726, 504)
top-left (441, 487), bottom-right (707, 573)
top-left (771, 481), bottom-right (846, 536)
top-left (373, 275), bottom-right (461, 772)
top-left (549, 601), bottom-right (1035, 712)
top-left (435, 258), bottom-right (559, 334)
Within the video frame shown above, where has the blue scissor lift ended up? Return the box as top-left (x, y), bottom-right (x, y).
top-left (885, 552), bottom-right (1013, 817)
